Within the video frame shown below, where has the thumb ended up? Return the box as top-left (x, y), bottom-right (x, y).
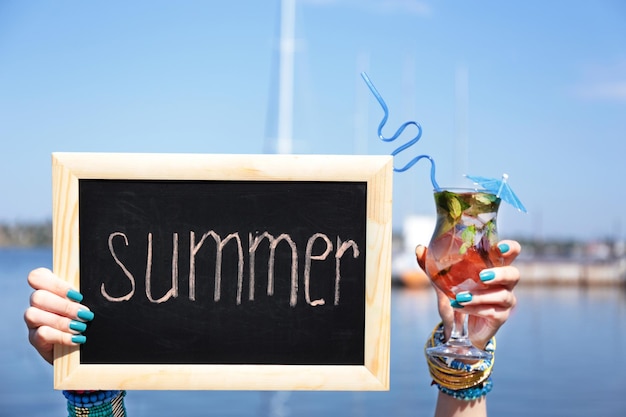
top-left (415, 244), bottom-right (454, 340)
top-left (414, 245), bottom-right (427, 270)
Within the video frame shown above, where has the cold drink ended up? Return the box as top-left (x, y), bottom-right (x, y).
top-left (424, 190), bottom-right (504, 299)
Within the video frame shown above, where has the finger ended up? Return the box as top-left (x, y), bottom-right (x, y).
top-left (414, 245), bottom-right (427, 270)
top-left (461, 287), bottom-right (517, 313)
top-left (24, 306), bottom-right (87, 334)
top-left (497, 240), bottom-right (521, 265)
top-left (434, 287), bottom-right (454, 340)
top-left (27, 268), bottom-right (83, 302)
top-left (29, 289), bottom-right (93, 322)
top-left (478, 264), bottom-right (520, 291)
top-left (28, 325), bottom-right (85, 349)
top-left (29, 326), bottom-right (85, 365)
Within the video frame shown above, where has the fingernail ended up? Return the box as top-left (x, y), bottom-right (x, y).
top-left (455, 291), bottom-right (472, 303)
top-left (71, 335), bottom-right (87, 344)
top-left (450, 300), bottom-right (464, 309)
top-left (498, 243), bottom-right (510, 254)
top-left (67, 289), bottom-right (83, 303)
top-left (69, 320), bottom-right (87, 333)
top-left (77, 309), bottom-right (95, 321)
top-left (480, 270), bottom-right (496, 282)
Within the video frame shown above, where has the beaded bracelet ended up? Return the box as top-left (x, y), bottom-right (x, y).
top-left (424, 322), bottom-right (495, 401)
top-left (437, 376), bottom-right (493, 401)
top-left (62, 390), bottom-right (127, 417)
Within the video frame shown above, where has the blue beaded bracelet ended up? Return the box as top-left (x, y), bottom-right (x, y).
top-left (62, 390), bottom-right (127, 417)
top-left (63, 390), bottom-right (120, 407)
top-left (436, 376), bottom-right (494, 401)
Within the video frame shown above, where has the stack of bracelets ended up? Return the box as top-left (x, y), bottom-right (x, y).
top-left (62, 390), bottom-right (127, 417)
top-left (424, 322), bottom-right (495, 401)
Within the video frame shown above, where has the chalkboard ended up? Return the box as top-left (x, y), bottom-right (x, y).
top-left (52, 153), bottom-right (392, 391)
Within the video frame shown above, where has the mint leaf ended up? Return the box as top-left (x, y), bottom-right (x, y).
top-left (461, 224), bottom-right (476, 246)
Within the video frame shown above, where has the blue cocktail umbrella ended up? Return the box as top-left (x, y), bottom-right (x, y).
top-left (465, 173), bottom-right (527, 213)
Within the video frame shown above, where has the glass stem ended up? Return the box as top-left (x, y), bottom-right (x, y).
top-left (449, 310), bottom-right (470, 345)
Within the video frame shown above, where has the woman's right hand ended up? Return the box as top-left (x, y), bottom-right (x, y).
top-left (415, 240), bottom-right (521, 349)
top-left (24, 268), bottom-right (94, 364)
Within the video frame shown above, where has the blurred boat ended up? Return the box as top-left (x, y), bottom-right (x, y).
top-left (391, 215), bottom-right (435, 288)
top-left (392, 214), bottom-right (626, 287)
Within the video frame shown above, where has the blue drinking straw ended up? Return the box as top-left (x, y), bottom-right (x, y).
top-left (361, 72), bottom-right (440, 191)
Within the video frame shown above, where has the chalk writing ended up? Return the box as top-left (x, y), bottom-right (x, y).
top-left (101, 232), bottom-right (134, 302)
top-left (102, 230), bottom-right (360, 307)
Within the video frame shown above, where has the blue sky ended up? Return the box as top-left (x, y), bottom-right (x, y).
top-left (1, 0), bottom-right (624, 241)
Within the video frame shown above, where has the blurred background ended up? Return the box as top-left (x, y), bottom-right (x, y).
top-left (1, 1), bottom-right (625, 416)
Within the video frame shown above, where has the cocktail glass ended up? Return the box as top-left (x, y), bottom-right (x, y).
top-left (424, 188), bottom-right (504, 360)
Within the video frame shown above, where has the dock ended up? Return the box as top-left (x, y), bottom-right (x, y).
top-left (514, 257), bottom-right (626, 286)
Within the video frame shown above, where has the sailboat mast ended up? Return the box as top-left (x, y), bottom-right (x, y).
top-left (454, 64), bottom-right (469, 184)
top-left (277, 0), bottom-right (295, 154)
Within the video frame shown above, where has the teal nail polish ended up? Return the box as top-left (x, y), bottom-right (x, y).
top-left (450, 300), bottom-right (464, 309)
top-left (480, 270), bottom-right (496, 282)
top-left (71, 335), bottom-right (87, 344)
top-left (67, 289), bottom-right (83, 303)
top-left (77, 309), bottom-right (94, 321)
top-left (69, 320), bottom-right (87, 332)
top-left (455, 292), bottom-right (472, 303)
top-left (498, 243), bottom-right (510, 254)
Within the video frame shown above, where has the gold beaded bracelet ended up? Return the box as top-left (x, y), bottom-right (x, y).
top-left (425, 322), bottom-right (495, 398)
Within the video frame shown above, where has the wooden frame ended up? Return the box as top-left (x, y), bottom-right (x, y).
top-left (52, 152), bottom-right (392, 391)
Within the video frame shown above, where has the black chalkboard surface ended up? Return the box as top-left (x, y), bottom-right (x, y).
top-left (79, 179), bottom-right (366, 365)
top-left (52, 153), bottom-right (392, 390)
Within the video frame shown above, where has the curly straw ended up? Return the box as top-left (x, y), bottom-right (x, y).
top-left (361, 72), bottom-right (440, 191)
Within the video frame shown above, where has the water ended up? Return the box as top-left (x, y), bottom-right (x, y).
top-left (1, 248), bottom-right (625, 417)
